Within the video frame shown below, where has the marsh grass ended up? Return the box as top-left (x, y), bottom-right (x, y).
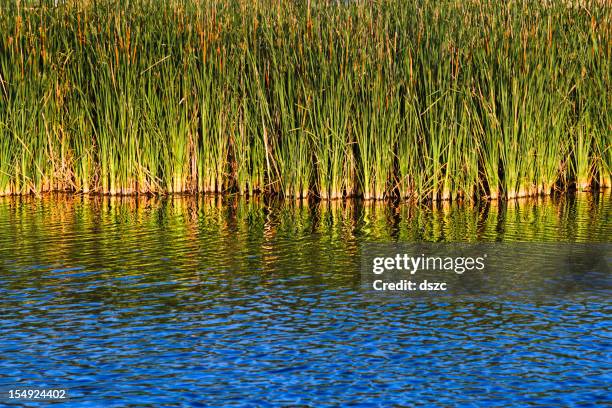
top-left (0, 0), bottom-right (610, 201)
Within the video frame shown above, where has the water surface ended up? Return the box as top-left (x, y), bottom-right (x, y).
top-left (0, 194), bottom-right (610, 406)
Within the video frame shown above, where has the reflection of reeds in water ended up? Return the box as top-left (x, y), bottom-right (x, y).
top-left (0, 1), bottom-right (610, 200)
top-left (0, 194), bottom-right (608, 295)
top-left (1, 193), bottom-right (608, 257)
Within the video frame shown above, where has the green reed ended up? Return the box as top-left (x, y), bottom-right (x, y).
top-left (0, 0), bottom-right (609, 200)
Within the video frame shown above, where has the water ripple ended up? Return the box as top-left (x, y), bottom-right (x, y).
top-left (0, 194), bottom-right (609, 406)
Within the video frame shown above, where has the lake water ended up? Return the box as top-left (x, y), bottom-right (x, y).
top-left (0, 194), bottom-right (610, 406)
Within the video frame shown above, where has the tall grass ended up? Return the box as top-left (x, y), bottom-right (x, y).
top-left (0, 0), bottom-right (610, 200)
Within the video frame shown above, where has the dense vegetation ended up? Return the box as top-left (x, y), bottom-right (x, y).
top-left (0, 0), bottom-right (610, 200)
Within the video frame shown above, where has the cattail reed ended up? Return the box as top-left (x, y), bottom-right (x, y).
top-left (0, 0), bottom-right (609, 201)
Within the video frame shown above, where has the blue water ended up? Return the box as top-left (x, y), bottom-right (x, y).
top-left (0, 194), bottom-right (610, 406)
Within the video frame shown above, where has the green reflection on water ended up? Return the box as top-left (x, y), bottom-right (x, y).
top-left (0, 192), bottom-right (609, 313)
top-left (0, 193), bottom-right (609, 274)
top-left (0, 193), bottom-right (610, 253)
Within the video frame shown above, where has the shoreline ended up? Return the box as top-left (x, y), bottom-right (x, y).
top-left (0, 188), bottom-right (609, 205)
